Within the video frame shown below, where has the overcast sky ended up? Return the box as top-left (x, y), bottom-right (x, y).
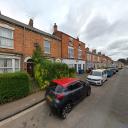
top-left (0, 0), bottom-right (128, 60)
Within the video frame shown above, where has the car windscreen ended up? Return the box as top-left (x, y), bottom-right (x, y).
top-left (92, 71), bottom-right (102, 76)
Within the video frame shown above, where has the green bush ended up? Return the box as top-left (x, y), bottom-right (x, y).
top-left (0, 72), bottom-right (30, 104)
top-left (69, 68), bottom-right (76, 77)
top-left (32, 45), bottom-right (76, 90)
top-left (33, 59), bottom-right (70, 89)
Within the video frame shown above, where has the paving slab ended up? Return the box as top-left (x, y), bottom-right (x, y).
top-left (0, 91), bottom-right (45, 121)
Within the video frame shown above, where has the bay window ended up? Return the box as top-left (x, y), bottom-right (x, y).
top-left (0, 56), bottom-right (20, 73)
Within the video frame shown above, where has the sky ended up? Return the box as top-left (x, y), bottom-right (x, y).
top-left (0, 0), bottom-right (128, 60)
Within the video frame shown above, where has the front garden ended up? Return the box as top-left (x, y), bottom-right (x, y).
top-left (0, 46), bottom-right (76, 104)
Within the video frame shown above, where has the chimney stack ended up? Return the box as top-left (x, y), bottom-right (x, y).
top-left (53, 23), bottom-right (58, 33)
top-left (29, 18), bottom-right (33, 27)
top-left (92, 49), bottom-right (96, 53)
top-left (98, 52), bottom-right (101, 55)
top-left (86, 47), bottom-right (89, 51)
top-left (77, 36), bottom-right (79, 41)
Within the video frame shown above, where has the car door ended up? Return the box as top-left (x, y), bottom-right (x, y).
top-left (79, 81), bottom-right (88, 97)
top-left (104, 70), bottom-right (107, 80)
top-left (68, 82), bottom-right (83, 104)
top-left (102, 71), bottom-right (105, 82)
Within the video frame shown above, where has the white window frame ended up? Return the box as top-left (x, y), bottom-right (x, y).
top-left (68, 64), bottom-right (74, 68)
top-left (68, 46), bottom-right (74, 58)
top-left (0, 24), bottom-right (14, 49)
top-left (44, 40), bottom-right (51, 54)
top-left (78, 49), bottom-right (82, 59)
top-left (0, 55), bottom-right (20, 73)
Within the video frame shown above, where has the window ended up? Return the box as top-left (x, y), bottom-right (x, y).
top-left (15, 59), bottom-right (20, 71)
top-left (44, 40), bottom-right (50, 54)
top-left (68, 46), bottom-right (74, 58)
top-left (78, 49), bottom-right (82, 59)
top-left (68, 64), bottom-right (74, 68)
top-left (0, 58), bottom-right (12, 73)
top-left (92, 71), bottom-right (102, 76)
top-left (0, 27), bottom-right (13, 48)
top-left (0, 57), bottom-right (20, 73)
top-left (68, 82), bottom-right (82, 91)
top-left (55, 85), bottom-right (65, 93)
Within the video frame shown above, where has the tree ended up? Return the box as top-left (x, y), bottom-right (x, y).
top-left (32, 46), bottom-right (43, 64)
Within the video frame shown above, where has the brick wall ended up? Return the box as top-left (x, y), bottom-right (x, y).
top-left (0, 20), bottom-right (61, 70)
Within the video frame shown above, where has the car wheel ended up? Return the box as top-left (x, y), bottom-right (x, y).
top-left (66, 103), bottom-right (72, 113)
top-left (87, 88), bottom-right (91, 96)
top-left (61, 104), bottom-right (72, 119)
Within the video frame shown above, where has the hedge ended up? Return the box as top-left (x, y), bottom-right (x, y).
top-left (0, 72), bottom-right (30, 104)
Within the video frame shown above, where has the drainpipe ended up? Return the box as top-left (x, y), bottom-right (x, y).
top-left (23, 26), bottom-right (25, 70)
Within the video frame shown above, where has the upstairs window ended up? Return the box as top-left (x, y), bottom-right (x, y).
top-left (78, 46), bottom-right (82, 59)
top-left (68, 46), bottom-right (74, 58)
top-left (44, 40), bottom-right (50, 54)
top-left (0, 27), bottom-right (14, 48)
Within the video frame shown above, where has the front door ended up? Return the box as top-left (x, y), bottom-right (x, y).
top-left (27, 59), bottom-right (34, 77)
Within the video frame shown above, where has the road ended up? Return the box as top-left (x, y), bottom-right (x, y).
top-left (0, 68), bottom-right (128, 128)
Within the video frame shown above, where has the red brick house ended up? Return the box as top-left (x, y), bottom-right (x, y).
top-left (53, 23), bottom-right (86, 72)
top-left (0, 14), bottom-right (61, 74)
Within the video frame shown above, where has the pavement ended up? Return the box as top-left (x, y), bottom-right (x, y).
top-left (0, 68), bottom-right (128, 128)
top-left (0, 73), bottom-right (87, 122)
top-left (0, 91), bottom-right (45, 121)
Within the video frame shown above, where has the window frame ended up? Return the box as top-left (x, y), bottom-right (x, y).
top-left (68, 82), bottom-right (82, 91)
top-left (44, 40), bottom-right (51, 54)
top-left (0, 55), bottom-right (20, 73)
top-left (68, 46), bottom-right (74, 58)
top-left (0, 26), bottom-right (14, 49)
top-left (78, 48), bottom-right (82, 59)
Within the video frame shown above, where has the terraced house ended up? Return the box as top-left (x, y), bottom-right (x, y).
top-left (0, 14), bottom-right (61, 75)
top-left (53, 23), bottom-right (86, 72)
top-left (0, 14), bottom-right (113, 75)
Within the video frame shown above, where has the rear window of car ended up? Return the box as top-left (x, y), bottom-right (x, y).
top-left (55, 85), bottom-right (64, 93)
top-left (49, 82), bottom-right (64, 93)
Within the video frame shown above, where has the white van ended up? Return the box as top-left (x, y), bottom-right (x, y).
top-left (87, 69), bottom-right (107, 86)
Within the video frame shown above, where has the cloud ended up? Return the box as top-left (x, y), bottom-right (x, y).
top-left (107, 39), bottom-right (128, 50)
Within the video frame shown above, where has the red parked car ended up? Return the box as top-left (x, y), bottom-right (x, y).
top-left (45, 78), bottom-right (91, 119)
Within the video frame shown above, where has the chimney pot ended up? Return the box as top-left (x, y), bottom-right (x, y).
top-left (29, 18), bottom-right (33, 27)
top-left (53, 23), bottom-right (58, 33)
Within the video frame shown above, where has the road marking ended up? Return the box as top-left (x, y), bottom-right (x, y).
top-left (0, 101), bottom-right (46, 127)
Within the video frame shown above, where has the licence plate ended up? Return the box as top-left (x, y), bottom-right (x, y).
top-left (47, 95), bottom-right (52, 102)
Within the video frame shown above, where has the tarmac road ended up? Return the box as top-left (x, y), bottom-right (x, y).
top-left (0, 68), bottom-right (128, 128)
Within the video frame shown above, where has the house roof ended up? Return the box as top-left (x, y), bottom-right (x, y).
top-left (0, 14), bottom-right (61, 41)
top-left (54, 30), bottom-right (85, 45)
top-left (52, 78), bottom-right (79, 88)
